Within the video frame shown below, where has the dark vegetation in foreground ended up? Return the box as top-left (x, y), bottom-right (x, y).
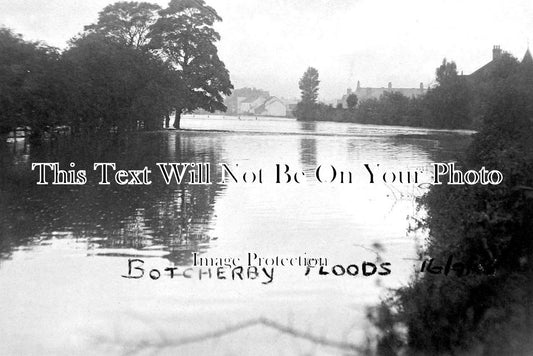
top-left (0, 0), bottom-right (233, 136)
top-left (296, 54), bottom-right (533, 130)
top-left (366, 64), bottom-right (533, 355)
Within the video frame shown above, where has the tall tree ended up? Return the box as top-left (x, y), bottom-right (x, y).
top-left (346, 93), bottom-right (358, 111)
top-left (424, 58), bottom-right (472, 129)
top-left (149, 0), bottom-right (233, 128)
top-left (294, 67), bottom-right (320, 121)
top-left (435, 58), bottom-right (458, 85)
top-left (63, 34), bottom-right (179, 134)
top-left (298, 67), bottom-right (319, 105)
top-left (84, 1), bottom-right (161, 49)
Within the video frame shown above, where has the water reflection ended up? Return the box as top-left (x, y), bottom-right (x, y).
top-left (298, 121), bottom-right (317, 132)
top-left (0, 118), bottom-right (472, 355)
top-left (0, 132), bottom-right (226, 264)
top-left (299, 137), bottom-right (317, 173)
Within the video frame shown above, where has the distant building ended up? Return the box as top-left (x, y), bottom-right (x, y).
top-left (465, 45), bottom-right (533, 81)
top-left (522, 48), bottom-right (533, 66)
top-left (225, 87), bottom-right (270, 114)
top-left (338, 81), bottom-right (426, 108)
top-left (468, 45), bottom-right (507, 80)
top-left (238, 96), bottom-right (267, 113)
top-left (236, 95), bottom-right (289, 117)
top-left (254, 97), bottom-right (287, 117)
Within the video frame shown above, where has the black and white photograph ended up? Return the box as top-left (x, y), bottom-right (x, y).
top-left (0, 0), bottom-right (532, 355)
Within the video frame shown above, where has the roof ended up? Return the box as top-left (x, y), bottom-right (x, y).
top-left (469, 48), bottom-right (533, 80)
top-left (241, 97), bottom-right (259, 103)
top-left (522, 48), bottom-right (533, 66)
top-left (469, 60), bottom-right (498, 79)
top-left (254, 97), bottom-right (284, 114)
top-left (264, 96), bottom-right (282, 105)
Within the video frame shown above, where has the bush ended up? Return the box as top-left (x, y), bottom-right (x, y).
top-left (370, 88), bottom-right (533, 355)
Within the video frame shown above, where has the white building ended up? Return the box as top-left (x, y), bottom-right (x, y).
top-left (237, 96), bottom-right (288, 117)
top-left (254, 97), bottom-right (287, 117)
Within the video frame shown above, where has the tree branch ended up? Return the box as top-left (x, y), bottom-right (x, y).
top-left (112, 317), bottom-right (361, 355)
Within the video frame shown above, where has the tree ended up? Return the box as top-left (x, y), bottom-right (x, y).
top-left (149, 0), bottom-right (233, 129)
top-left (82, 1), bottom-right (181, 127)
top-left (298, 67), bottom-right (319, 105)
top-left (435, 58), bottom-right (458, 85)
top-left (0, 27), bottom-right (67, 135)
top-left (84, 1), bottom-right (161, 49)
top-left (423, 58), bottom-right (472, 129)
top-left (346, 93), bottom-right (358, 110)
top-left (63, 34), bottom-right (179, 134)
top-left (294, 67), bottom-right (320, 121)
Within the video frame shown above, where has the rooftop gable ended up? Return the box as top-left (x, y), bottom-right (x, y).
top-left (522, 48), bottom-right (533, 66)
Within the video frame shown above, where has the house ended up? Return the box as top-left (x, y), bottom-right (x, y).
top-left (237, 95), bottom-right (288, 117)
top-left (467, 45), bottom-right (507, 80)
top-left (522, 48), bottom-right (533, 66)
top-left (466, 45), bottom-right (533, 82)
top-left (238, 96), bottom-right (267, 114)
top-left (254, 97), bottom-right (287, 117)
top-left (338, 81), bottom-right (426, 108)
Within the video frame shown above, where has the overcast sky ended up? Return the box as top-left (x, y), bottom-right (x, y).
top-left (1, 0), bottom-right (533, 101)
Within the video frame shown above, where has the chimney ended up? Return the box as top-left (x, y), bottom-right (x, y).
top-left (493, 45), bottom-right (502, 60)
top-left (356, 81), bottom-right (361, 90)
top-left (388, 82), bottom-right (392, 90)
top-left (420, 82), bottom-right (424, 90)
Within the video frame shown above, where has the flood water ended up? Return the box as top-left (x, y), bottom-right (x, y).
top-left (0, 116), bottom-right (472, 355)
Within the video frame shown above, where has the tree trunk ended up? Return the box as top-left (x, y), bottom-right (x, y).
top-left (173, 111), bottom-right (181, 129)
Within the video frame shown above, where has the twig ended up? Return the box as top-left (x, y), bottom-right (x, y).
top-left (120, 317), bottom-right (361, 355)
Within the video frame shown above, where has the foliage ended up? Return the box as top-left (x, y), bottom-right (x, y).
top-left (149, 0), bottom-right (233, 128)
top-left (294, 67), bottom-right (322, 121)
top-left (0, 0), bottom-right (234, 134)
top-left (295, 90), bottom-right (427, 126)
top-left (298, 67), bottom-right (320, 105)
top-left (294, 102), bottom-right (344, 122)
top-left (435, 58), bottom-right (458, 85)
top-left (346, 93), bottom-right (358, 111)
top-left (0, 28), bottom-right (66, 134)
top-left (422, 59), bottom-right (472, 129)
top-left (424, 81), bottom-right (472, 129)
top-left (369, 70), bottom-right (533, 355)
top-left (359, 92), bottom-right (412, 126)
top-left (84, 1), bottom-right (161, 49)
top-left (63, 34), bottom-right (180, 134)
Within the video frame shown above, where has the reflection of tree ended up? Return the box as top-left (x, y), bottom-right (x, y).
top-left (0, 132), bottom-right (226, 265)
top-left (299, 137), bottom-right (317, 174)
top-left (298, 121), bottom-right (317, 132)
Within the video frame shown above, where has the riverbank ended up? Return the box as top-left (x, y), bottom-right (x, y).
top-left (177, 114), bottom-right (475, 137)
